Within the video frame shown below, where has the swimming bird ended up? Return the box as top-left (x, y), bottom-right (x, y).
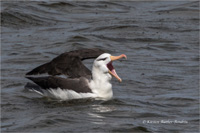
top-left (25, 48), bottom-right (127, 101)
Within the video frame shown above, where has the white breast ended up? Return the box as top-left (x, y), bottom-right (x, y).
top-left (89, 66), bottom-right (113, 100)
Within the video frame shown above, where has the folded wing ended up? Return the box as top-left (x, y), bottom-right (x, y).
top-left (26, 76), bottom-right (92, 93)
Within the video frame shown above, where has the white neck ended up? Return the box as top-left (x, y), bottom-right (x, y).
top-left (88, 65), bottom-right (113, 100)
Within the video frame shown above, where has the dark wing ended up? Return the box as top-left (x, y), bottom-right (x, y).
top-left (26, 48), bottom-right (105, 78)
top-left (26, 76), bottom-right (92, 93)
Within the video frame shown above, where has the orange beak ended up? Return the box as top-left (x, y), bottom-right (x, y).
top-left (107, 54), bottom-right (127, 82)
top-left (110, 54), bottom-right (127, 61)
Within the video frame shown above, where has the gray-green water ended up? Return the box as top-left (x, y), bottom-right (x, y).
top-left (1, 1), bottom-right (199, 132)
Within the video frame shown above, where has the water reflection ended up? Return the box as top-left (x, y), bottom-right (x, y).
top-left (91, 104), bottom-right (116, 113)
top-left (87, 104), bottom-right (116, 125)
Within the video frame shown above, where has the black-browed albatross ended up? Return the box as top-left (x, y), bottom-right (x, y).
top-left (25, 48), bottom-right (127, 101)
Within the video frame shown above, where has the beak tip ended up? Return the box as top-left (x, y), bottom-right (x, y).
top-left (122, 54), bottom-right (127, 59)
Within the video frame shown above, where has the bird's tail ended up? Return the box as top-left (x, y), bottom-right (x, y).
top-left (24, 82), bottom-right (44, 96)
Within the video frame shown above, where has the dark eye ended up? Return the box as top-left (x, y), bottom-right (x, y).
top-left (97, 57), bottom-right (107, 61)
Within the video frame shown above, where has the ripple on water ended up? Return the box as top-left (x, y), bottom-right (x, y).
top-left (1, 1), bottom-right (199, 132)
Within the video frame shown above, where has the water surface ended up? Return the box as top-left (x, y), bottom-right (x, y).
top-left (1, 1), bottom-right (199, 132)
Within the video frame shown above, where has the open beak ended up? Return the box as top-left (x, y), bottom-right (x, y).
top-left (107, 54), bottom-right (127, 82)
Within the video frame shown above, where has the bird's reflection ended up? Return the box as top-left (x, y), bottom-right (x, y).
top-left (88, 104), bottom-right (116, 125)
top-left (91, 104), bottom-right (116, 113)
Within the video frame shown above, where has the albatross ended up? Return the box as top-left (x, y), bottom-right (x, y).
top-left (25, 48), bottom-right (127, 101)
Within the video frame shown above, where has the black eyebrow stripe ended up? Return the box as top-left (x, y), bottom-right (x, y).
top-left (97, 57), bottom-right (107, 61)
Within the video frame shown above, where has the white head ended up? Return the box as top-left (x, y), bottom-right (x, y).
top-left (89, 53), bottom-right (127, 100)
top-left (92, 53), bottom-right (127, 82)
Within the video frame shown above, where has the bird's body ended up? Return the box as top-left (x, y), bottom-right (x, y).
top-left (25, 48), bottom-right (126, 101)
